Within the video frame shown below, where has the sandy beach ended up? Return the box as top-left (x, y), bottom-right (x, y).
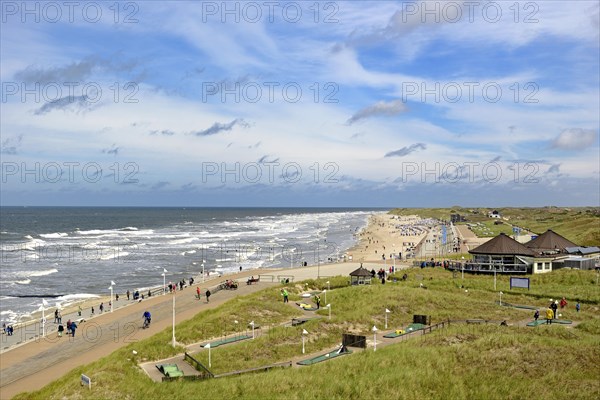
top-left (348, 213), bottom-right (430, 264)
top-left (0, 212), bottom-right (434, 398)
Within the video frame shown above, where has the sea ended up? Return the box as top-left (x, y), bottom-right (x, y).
top-left (0, 207), bottom-right (381, 324)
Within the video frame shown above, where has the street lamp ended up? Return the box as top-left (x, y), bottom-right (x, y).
top-left (205, 342), bottom-right (212, 367)
top-left (322, 289), bottom-right (327, 305)
top-left (372, 325), bottom-right (378, 351)
top-left (326, 304), bottom-right (331, 320)
top-left (461, 257), bottom-right (465, 279)
top-left (302, 329), bottom-right (308, 354)
top-left (162, 268), bottom-right (168, 295)
top-left (326, 281), bottom-right (330, 291)
top-left (109, 281), bottom-right (115, 312)
top-left (249, 321), bottom-right (255, 339)
top-left (499, 291), bottom-right (503, 306)
top-left (171, 295), bottom-right (177, 347)
top-left (385, 308), bottom-right (391, 329)
top-left (41, 299), bottom-right (48, 336)
top-left (201, 260), bottom-right (206, 283)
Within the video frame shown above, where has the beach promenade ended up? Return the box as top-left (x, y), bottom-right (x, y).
top-left (0, 261), bottom-right (386, 398)
top-left (0, 213), bottom-right (429, 398)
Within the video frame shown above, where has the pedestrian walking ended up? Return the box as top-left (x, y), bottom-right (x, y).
top-left (91, 306), bottom-right (95, 316)
top-left (534, 309), bottom-right (539, 321)
top-left (57, 310), bottom-right (62, 324)
top-left (78, 306), bottom-right (82, 317)
top-left (70, 321), bottom-right (77, 337)
top-left (551, 301), bottom-right (558, 319)
top-left (116, 293), bottom-right (119, 302)
top-left (196, 286), bottom-right (201, 299)
top-left (576, 302), bottom-right (581, 313)
top-left (315, 295), bottom-right (321, 309)
top-left (54, 309), bottom-right (59, 323)
top-left (546, 307), bottom-right (554, 324)
top-left (559, 297), bottom-right (567, 309)
top-left (281, 289), bottom-right (289, 303)
top-left (57, 324), bottom-right (64, 337)
top-left (205, 289), bottom-right (211, 303)
top-left (99, 302), bottom-right (104, 314)
top-left (127, 290), bottom-right (130, 300)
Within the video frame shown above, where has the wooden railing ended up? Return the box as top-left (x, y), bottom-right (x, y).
top-left (214, 361), bottom-right (292, 378)
top-left (184, 352), bottom-right (214, 379)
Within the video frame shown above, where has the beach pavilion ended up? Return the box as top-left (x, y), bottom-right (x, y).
top-left (349, 266), bottom-right (372, 285)
top-left (450, 230), bottom-right (599, 274)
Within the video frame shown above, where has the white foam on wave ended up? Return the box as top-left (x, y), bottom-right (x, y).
top-left (15, 279), bottom-right (31, 285)
top-left (169, 237), bottom-right (199, 245)
top-left (55, 293), bottom-right (100, 302)
top-left (99, 251), bottom-right (129, 260)
top-left (39, 232), bottom-right (68, 239)
top-left (23, 268), bottom-right (59, 278)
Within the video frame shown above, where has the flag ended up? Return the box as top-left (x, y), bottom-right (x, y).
top-left (42, 299), bottom-right (49, 307)
top-left (385, 308), bottom-right (391, 313)
top-left (204, 343), bottom-right (211, 349)
top-left (163, 268), bottom-right (168, 273)
top-left (111, 281), bottom-right (116, 286)
top-left (302, 329), bottom-right (308, 335)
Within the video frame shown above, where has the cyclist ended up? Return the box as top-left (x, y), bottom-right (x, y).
top-left (143, 311), bottom-right (151, 328)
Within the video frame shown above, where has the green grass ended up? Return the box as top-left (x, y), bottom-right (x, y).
top-left (14, 270), bottom-right (600, 400)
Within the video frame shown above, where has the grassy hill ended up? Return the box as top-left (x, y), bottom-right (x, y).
top-left (390, 207), bottom-right (600, 245)
top-left (14, 269), bottom-right (600, 400)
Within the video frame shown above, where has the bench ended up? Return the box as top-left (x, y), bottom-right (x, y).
top-left (247, 277), bottom-right (260, 285)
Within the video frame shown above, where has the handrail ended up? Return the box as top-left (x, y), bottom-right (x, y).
top-left (184, 352), bottom-right (214, 378)
top-left (214, 361), bottom-right (292, 378)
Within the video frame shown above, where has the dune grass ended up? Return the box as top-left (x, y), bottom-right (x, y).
top-left (13, 269), bottom-right (600, 400)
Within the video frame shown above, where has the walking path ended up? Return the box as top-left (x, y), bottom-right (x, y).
top-left (0, 262), bottom-right (365, 398)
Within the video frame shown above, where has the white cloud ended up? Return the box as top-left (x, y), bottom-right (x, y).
top-left (551, 128), bottom-right (598, 150)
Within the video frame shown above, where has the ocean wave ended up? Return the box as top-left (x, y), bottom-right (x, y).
top-left (55, 293), bottom-right (100, 302)
top-left (118, 227), bottom-right (139, 231)
top-left (39, 232), bottom-right (69, 239)
top-left (27, 268), bottom-right (59, 277)
top-left (169, 237), bottom-right (199, 245)
top-left (15, 279), bottom-right (31, 285)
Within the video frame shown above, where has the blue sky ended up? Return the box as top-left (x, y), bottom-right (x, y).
top-left (1, 1), bottom-right (599, 207)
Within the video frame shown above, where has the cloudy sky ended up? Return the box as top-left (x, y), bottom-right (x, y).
top-left (1, 1), bottom-right (598, 207)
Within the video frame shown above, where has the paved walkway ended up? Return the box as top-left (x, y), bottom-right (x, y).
top-left (0, 262), bottom-right (365, 398)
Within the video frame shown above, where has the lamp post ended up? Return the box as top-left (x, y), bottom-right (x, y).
top-left (171, 295), bottom-right (176, 347)
top-left (326, 304), bottom-right (331, 320)
top-left (494, 268), bottom-right (497, 291)
top-left (461, 257), bottom-right (465, 279)
top-left (385, 308), bottom-right (391, 329)
top-left (322, 289), bottom-right (327, 305)
top-left (499, 291), bottom-right (503, 306)
top-left (109, 281), bottom-right (115, 312)
top-left (326, 281), bottom-right (330, 291)
top-left (250, 321), bottom-right (255, 339)
top-left (201, 260), bottom-right (206, 283)
top-left (205, 342), bottom-right (211, 367)
top-left (41, 299), bottom-right (48, 336)
top-left (302, 329), bottom-right (308, 354)
top-left (372, 325), bottom-right (378, 351)
top-left (162, 268), bottom-right (167, 295)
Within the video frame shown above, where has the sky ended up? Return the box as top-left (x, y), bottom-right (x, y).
top-left (1, 0), bottom-right (599, 207)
